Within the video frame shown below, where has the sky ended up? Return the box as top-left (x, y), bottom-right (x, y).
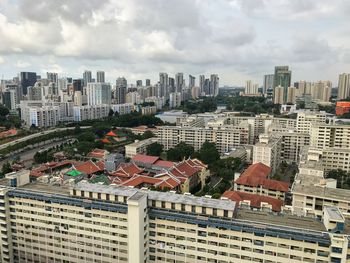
top-left (0, 0), bottom-right (349, 86)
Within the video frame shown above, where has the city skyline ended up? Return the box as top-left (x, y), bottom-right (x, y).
top-left (0, 0), bottom-right (349, 85)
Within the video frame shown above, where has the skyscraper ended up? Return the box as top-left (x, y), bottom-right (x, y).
top-left (273, 66), bottom-right (291, 103)
top-left (136, 80), bottom-right (142, 87)
top-left (20, 72), bottom-right (37, 96)
top-left (145, 79), bottom-right (151, 86)
top-left (175, 73), bottom-right (184, 92)
top-left (263, 74), bottom-right (274, 94)
top-left (46, 72), bottom-right (58, 86)
top-left (86, 83), bottom-right (111, 105)
top-left (338, 73), bottom-right (350, 100)
top-left (83, 70), bottom-right (92, 87)
top-left (72, 79), bottom-right (83, 93)
top-left (159, 73), bottom-right (168, 97)
top-left (116, 77), bottom-right (127, 104)
top-left (199, 75), bottom-right (205, 95)
top-left (245, 80), bottom-right (258, 94)
top-left (168, 77), bottom-right (175, 92)
top-left (209, 74), bottom-right (219, 97)
top-left (96, 71), bottom-right (105, 83)
top-left (189, 75), bottom-right (195, 89)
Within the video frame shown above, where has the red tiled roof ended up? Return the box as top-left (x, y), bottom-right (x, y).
top-left (241, 162), bottom-right (271, 178)
top-left (235, 163), bottom-right (289, 192)
top-left (87, 148), bottom-right (107, 159)
top-left (120, 174), bottom-right (180, 189)
top-left (173, 161), bottom-right (199, 177)
top-left (109, 163), bottom-right (144, 178)
top-left (96, 160), bottom-right (105, 170)
top-left (154, 160), bottom-right (174, 168)
top-left (222, 191), bottom-right (284, 212)
top-left (106, 131), bottom-right (117, 137)
top-left (30, 160), bottom-right (80, 177)
top-left (132, 154), bottom-right (159, 164)
top-left (101, 138), bottom-right (111, 144)
top-left (74, 160), bottom-right (102, 175)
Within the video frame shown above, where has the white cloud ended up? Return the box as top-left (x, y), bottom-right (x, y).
top-left (0, 0), bottom-right (348, 85)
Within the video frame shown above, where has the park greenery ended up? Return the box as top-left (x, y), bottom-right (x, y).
top-left (0, 105), bottom-right (21, 129)
top-left (177, 97), bottom-right (217, 114)
top-left (146, 142), bottom-right (164, 156)
top-left (222, 96), bottom-right (280, 115)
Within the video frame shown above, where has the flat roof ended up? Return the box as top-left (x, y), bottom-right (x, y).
top-left (74, 181), bottom-right (236, 211)
top-left (19, 182), bottom-right (71, 195)
top-left (292, 183), bottom-right (350, 202)
top-left (324, 206), bottom-right (344, 221)
top-left (237, 209), bottom-right (327, 232)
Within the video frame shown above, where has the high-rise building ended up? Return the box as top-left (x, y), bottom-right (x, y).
top-left (175, 73), bottom-right (184, 92)
top-left (96, 71), bottom-right (105, 83)
top-left (245, 80), bottom-right (258, 94)
top-left (273, 66), bottom-right (291, 103)
top-left (209, 74), bottom-right (219, 96)
top-left (27, 85), bottom-right (43, 101)
top-left (168, 77), bottom-right (175, 92)
top-left (72, 79), bottom-right (82, 93)
top-left (116, 77), bottom-right (127, 104)
top-left (337, 73), bottom-right (350, 100)
top-left (2, 89), bottom-right (16, 110)
top-left (273, 85), bottom-right (284, 104)
top-left (286, 86), bottom-right (297, 104)
top-left (136, 80), bottom-right (142, 87)
top-left (145, 79), bottom-right (151, 86)
top-left (159, 73), bottom-right (168, 97)
top-left (189, 75), bottom-right (195, 89)
top-left (83, 70), bottom-right (92, 87)
top-left (46, 72), bottom-right (58, 86)
top-left (20, 72), bottom-right (37, 96)
top-left (263, 74), bottom-right (274, 94)
top-left (199, 75), bottom-right (205, 95)
top-left (86, 83), bottom-right (111, 106)
top-left (58, 78), bottom-right (68, 91)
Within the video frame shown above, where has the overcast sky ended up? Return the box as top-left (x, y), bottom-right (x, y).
top-left (0, 0), bottom-right (349, 86)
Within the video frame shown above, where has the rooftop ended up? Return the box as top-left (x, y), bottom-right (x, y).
top-left (292, 183), bottom-right (350, 202)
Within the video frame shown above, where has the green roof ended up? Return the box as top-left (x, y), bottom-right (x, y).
top-left (66, 169), bottom-right (82, 177)
top-left (89, 175), bottom-right (110, 185)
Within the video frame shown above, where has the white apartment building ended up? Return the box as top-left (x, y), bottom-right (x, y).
top-left (110, 103), bottom-right (134, 115)
top-left (296, 111), bottom-right (327, 134)
top-left (0, 175), bottom-right (348, 263)
top-left (157, 123), bottom-right (249, 154)
top-left (73, 104), bottom-right (110, 122)
top-left (273, 86), bottom-right (284, 104)
top-left (125, 138), bottom-right (158, 158)
top-left (169, 92), bottom-right (182, 108)
top-left (86, 82), bottom-right (111, 105)
top-left (310, 124), bottom-right (350, 149)
top-left (292, 150), bottom-right (350, 220)
top-left (253, 134), bottom-right (282, 175)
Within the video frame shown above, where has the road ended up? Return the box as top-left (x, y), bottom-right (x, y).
top-left (0, 126), bottom-right (90, 151)
top-left (0, 138), bottom-right (76, 168)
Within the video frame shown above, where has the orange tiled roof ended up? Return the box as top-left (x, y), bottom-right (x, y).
top-left (222, 191), bottom-right (284, 212)
top-left (87, 148), bottom-right (107, 159)
top-left (74, 160), bottom-right (102, 175)
top-left (120, 174), bottom-right (180, 189)
top-left (106, 131), bottom-right (117, 137)
top-left (235, 163), bottom-right (289, 192)
top-left (154, 160), bottom-right (174, 168)
top-left (132, 154), bottom-right (159, 164)
top-left (109, 163), bottom-right (144, 178)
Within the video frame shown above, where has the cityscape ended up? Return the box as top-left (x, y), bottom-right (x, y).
top-left (0, 1), bottom-right (350, 263)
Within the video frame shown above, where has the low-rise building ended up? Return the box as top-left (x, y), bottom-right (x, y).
top-left (125, 138), bottom-right (158, 159)
top-left (234, 163), bottom-right (289, 200)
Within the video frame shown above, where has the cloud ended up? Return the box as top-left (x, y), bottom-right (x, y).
top-left (0, 56), bottom-right (4, 64)
top-left (0, 0), bottom-right (348, 85)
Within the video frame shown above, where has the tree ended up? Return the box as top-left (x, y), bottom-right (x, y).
top-left (108, 108), bottom-right (114, 117)
top-left (197, 141), bottom-right (220, 165)
top-left (77, 141), bottom-right (94, 155)
top-left (0, 106), bottom-right (9, 117)
top-left (1, 162), bottom-right (12, 175)
top-left (78, 132), bottom-right (95, 142)
top-left (327, 169), bottom-right (349, 189)
top-left (74, 125), bottom-right (82, 134)
top-left (146, 142), bottom-right (163, 156)
top-left (142, 131), bottom-right (154, 139)
top-left (167, 142), bottom-right (194, 161)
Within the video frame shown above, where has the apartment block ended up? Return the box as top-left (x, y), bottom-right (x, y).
top-left (125, 138), bottom-right (158, 158)
top-left (296, 111), bottom-right (327, 134)
top-left (253, 134), bottom-right (282, 174)
top-left (73, 104), bottom-right (110, 122)
top-left (292, 154), bottom-right (350, 220)
top-left (310, 124), bottom-right (350, 149)
top-left (0, 175), bottom-right (348, 263)
top-left (157, 123), bottom-right (249, 154)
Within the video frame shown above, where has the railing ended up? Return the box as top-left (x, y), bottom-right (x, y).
top-left (7, 189), bottom-right (128, 214)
